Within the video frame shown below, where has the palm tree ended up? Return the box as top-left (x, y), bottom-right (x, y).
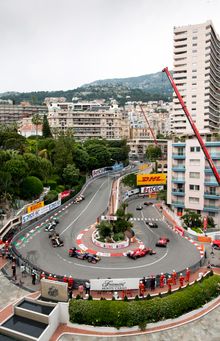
top-left (32, 113), bottom-right (42, 136)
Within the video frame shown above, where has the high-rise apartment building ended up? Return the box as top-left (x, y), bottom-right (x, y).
top-left (168, 21), bottom-right (220, 226)
top-left (172, 20), bottom-right (220, 134)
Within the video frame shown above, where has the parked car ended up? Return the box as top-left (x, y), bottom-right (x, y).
top-left (136, 205), bottom-right (143, 210)
top-left (212, 240), bottom-right (220, 250)
top-left (68, 247), bottom-right (100, 263)
top-left (49, 232), bottom-right (64, 247)
top-left (127, 247), bottom-right (156, 259)
top-left (146, 221), bottom-right (158, 228)
top-left (155, 236), bottom-right (170, 247)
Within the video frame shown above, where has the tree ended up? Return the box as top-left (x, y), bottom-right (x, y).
top-left (96, 221), bottom-right (112, 239)
top-left (0, 171), bottom-right (12, 200)
top-left (146, 145), bottom-right (162, 172)
top-left (32, 113), bottom-right (42, 136)
top-left (39, 158), bottom-right (53, 183)
top-left (20, 176), bottom-right (43, 199)
top-left (4, 156), bottom-right (28, 186)
top-left (181, 210), bottom-right (202, 229)
top-left (42, 114), bottom-right (53, 138)
top-left (72, 145), bottom-right (89, 171)
top-left (85, 144), bottom-right (111, 168)
top-left (62, 164), bottom-right (80, 187)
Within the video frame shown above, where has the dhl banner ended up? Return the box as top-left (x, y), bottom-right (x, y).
top-left (27, 201), bottom-right (44, 213)
top-left (137, 173), bottom-right (166, 186)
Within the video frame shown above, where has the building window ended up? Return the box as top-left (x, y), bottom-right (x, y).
top-left (189, 184), bottom-right (200, 190)
top-left (190, 147), bottom-right (200, 152)
top-left (189, 197), bottom-right (199, 203)
top-left (190, 159), bottom-right (200, 165)
top-left (189, 172), bottom-right (200, 178)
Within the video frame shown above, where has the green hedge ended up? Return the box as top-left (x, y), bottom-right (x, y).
top-left (69, 274), bottom-right (220, 328)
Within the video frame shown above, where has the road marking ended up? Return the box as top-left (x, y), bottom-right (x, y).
top-left (60, 180), bottom-right (107, 236)
top-left (74, 250), bottom-right (169, 270)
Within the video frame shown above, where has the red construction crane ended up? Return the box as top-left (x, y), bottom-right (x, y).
top-left (163, 67), bottom-right (220, 185)
top-left (139, 104), bottom-right (158, 145)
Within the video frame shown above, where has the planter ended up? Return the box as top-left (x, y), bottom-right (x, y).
top-left (92, 230), bottom-right (129, 249)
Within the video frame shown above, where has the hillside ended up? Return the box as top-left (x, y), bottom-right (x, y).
top-left (0, 71), bottom-right (173, 106)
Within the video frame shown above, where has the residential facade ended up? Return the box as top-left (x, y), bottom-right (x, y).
top-left (167, 135), bottom-right (220, 226)
top-left (172, 20), bottom-right (220, 134)
top-left (47, 101), bottom-right (123, 140)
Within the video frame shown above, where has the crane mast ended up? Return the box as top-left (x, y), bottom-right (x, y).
top-left (139, 104), bottom-right (158, 145)
top-left (163, 67), bottom-right (220, 185)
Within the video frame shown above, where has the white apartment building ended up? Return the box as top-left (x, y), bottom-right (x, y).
top-left (172, 20), bottom-right (220, 134)
top-left (167, 21), bottom-right (220, 226)
top-left (167, 135), bottom-right (220, 226)
top-left (47, 101), bottom-right (124, 140)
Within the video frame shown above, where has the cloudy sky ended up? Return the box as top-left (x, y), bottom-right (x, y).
top-left (0, 0), bottom-right (220, 92)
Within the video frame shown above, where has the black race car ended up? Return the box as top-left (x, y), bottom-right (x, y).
top-left (49, 232), bottom-right (64, 247)
top-left (146, 221), bottom-right (158, 228)
top-left (68, 247), bottom-right (100, 263)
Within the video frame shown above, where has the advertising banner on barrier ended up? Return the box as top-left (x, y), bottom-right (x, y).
top-left (90, 277), bottom-right (140, 291)
top-left (27, 201), bottom-right (44, 213)
top-left (22, 199), bottom-right (61, 224)
top-left (92, 167), bottom-right (106, 177)
top-left (141, 185), bottom-right (164, 194)
top-left (101, 215), bottom-right (117, 221)
top-left (137, 173), bottom-right (166, 186)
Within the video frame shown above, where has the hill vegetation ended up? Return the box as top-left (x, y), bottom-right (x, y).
top-left (0, 71), bottom-right (172, 106)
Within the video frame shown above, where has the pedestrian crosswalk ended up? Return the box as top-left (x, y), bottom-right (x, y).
top-left (130, 217), bottom-right (162, 222)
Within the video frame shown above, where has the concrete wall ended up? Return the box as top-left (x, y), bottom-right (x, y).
top-left (14, 307), bottom-right (49, 324)
top-left (39, 304), bottom-right (60, 341)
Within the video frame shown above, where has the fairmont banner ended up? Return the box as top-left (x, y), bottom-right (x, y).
top-left (90, 278), bottom-right (140, 291)
top-left (141, 185), bottom-right (164, 194)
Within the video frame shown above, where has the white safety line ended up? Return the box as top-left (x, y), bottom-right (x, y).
top-left (60, 180), bottom-right (107, 236)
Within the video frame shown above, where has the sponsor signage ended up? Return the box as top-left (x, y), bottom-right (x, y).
top-left (101, 215), bottom-right (117, 221)
top-left (60, 190), bottom-right (72, 199)
top-left (141, 185), bottom-right (164, 194)
top-left (90, 278), bottom-right (140, 291)
top-left (92, 167), bottom-right (106, 177)
top-left (174, 225), bottom-right (185, 236)
top-left (137, 173), bottom-right (166, 186)
top-left (27, 201), bottom-right (44, 213)
top-left (22, 199), bottom-right (61, 224)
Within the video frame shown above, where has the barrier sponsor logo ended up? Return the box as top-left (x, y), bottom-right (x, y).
top-left (27, 201), bottom-right (44, 213)
top-left (141, 185), bottom-right (164, 194)
top-left (41, 279), bottom-right (68, 302)
top-left (22, 199), bottom-right (61, 224)
top-left (137, 173), bottom-right (166, 185)
top-left (101, 215), bottom-right (117, 221)
top-left (90, 277), bottom-right (140, 291)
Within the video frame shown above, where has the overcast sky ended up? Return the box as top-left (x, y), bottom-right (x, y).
top-left (0, 0), bottom-right (219, 92)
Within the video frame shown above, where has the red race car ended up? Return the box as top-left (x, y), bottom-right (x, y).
top-left (127, 247), bottom-right (156, 259)
top-left (155, 236), bottom-right (170, 247)
top-left (212, 240), bottom-right (220, 250)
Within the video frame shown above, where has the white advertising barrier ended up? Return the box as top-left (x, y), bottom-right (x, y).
top-left (90, 278), bottom-right (140, 291)
top-left (141, 185), bottom-right (164, 194)
top-left (92, 167), bottom-right (106, 177)
top-left (21, 199), bottom-right (61, 224)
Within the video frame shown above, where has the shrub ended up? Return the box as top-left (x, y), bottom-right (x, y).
top-left (56, 185), bottom-right (65, 193)
top-left (46, 179), bottom-right (57, 190)
top-left (44, 190), bottom-right (58, 204)
top-left (113, 232), bottom-right (125, 242)
top-left (20, 176), bottom-right (43, 199)
top-left (69, 275), bottom-right (220, 328)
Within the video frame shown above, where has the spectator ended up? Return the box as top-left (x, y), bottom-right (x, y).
top-left (85, 281), bottom-right (91, 295)
top-left (78, 284), bottom-right (84, 298)
top-left (20, 264), bottom-right (25, 277)
top-left (32, 269), bottom-right (37, 285)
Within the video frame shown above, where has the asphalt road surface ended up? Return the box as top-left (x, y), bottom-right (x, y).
top-left (17, 176), bottom-right (201, 280)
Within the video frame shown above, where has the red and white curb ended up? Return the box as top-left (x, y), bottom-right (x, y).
top-left (76, 228), bottom-right (144, 257)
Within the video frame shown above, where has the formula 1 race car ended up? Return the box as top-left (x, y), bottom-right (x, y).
top-left (136, 205), bottom-right (143, 210)
top-left (155, 236), bottom-right (170, 247)
top-left (49, 232), bottom-right (64, 247)
top-left (212, 239), bottom-right (220, 250)
top-left (68, 247), bottom-right (100, 263)
top-left (127, 247), bottom-right (156, 259)
top-left (44, 222), bottom-right (56, 232)
top-left (143, 202), bottom-right (153, 206)
top-left (146, 221), bottom-right (158, 228)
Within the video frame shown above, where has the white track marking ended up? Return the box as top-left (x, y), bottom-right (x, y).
top-left (60, 180), bottom-right (107, 236)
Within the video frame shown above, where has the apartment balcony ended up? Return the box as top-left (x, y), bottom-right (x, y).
top-left (206, 142), bottom-right (220, 147)
top-left (210, 153), bottom-right (220, 159)
top-left (204, 167), bottom-right (220, 174)
top-left (203, 205), bottom-right (219, 213)
top-left (172, 178), bottom-right (185, 184)
top-left (204, 180), bottom-right (219, 186)
top-left (172, 189), bottom-right (185, 196)
top-left (172, 166), bottom-right (185, 172)
top-left (172, 154), bottom-right (185, 159)
top-left (172, 143), bottom-right (186, 147)
top-left (204, 192), bottom-right (220, 199)
top-left (172, 201), bottom-right (185, 208)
